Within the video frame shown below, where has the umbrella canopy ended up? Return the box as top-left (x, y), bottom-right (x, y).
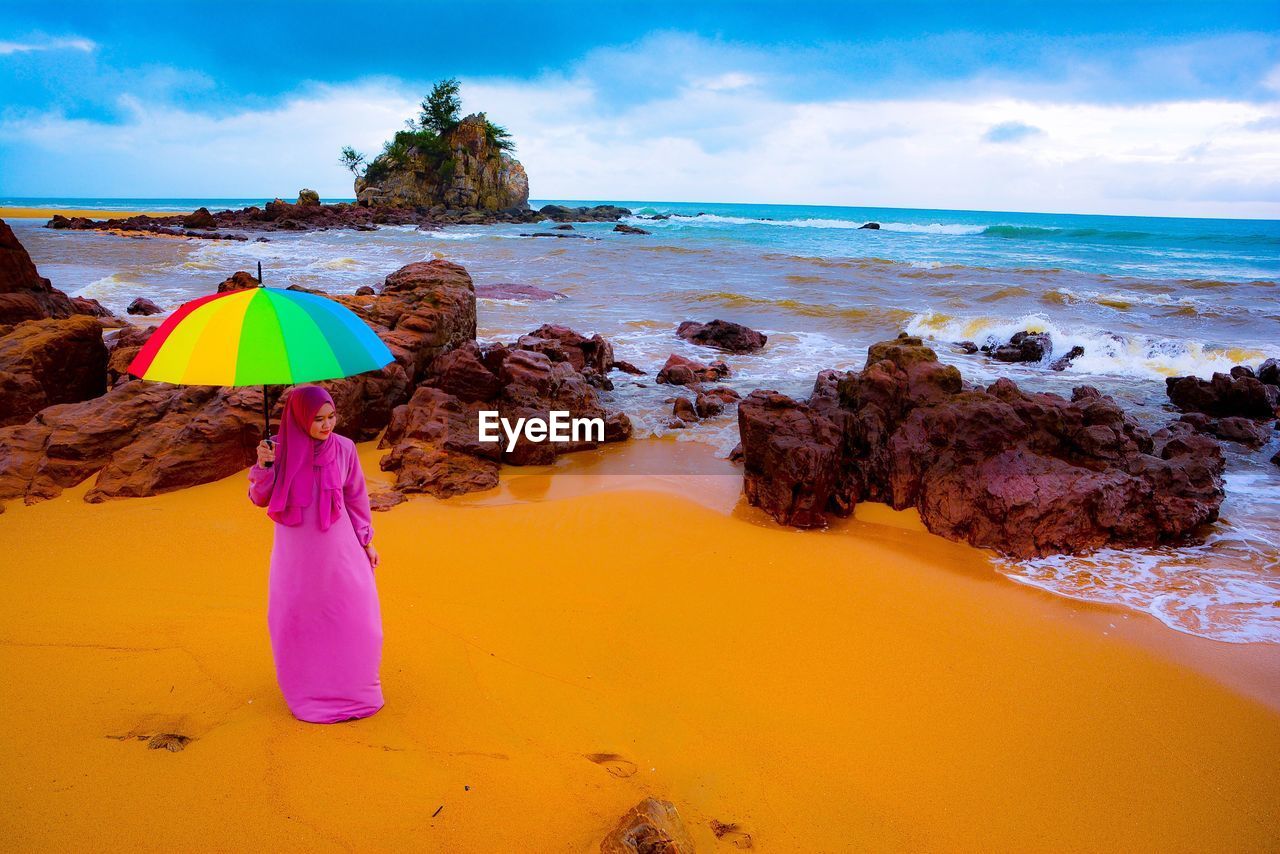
top-left (128, 286), bottom-right (393, 386)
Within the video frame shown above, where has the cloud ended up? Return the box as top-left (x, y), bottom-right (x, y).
top-left (983, 121), bottom-right (1044, 143)
top-left (2, 32), bottom-right (1279, 217)
top-left (0, 36), bottom-right (95, 55)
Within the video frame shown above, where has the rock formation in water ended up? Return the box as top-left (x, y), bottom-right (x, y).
top-left (737, 333), bottom-right (1226, 558)
top-left (355, 112), bottom-right (529, 213)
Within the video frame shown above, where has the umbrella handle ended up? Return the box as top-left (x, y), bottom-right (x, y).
top-left (262, 385), bottom-right (273, 468)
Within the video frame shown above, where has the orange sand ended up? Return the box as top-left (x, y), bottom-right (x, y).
top-left (0, 207), bottom-right (176, 220)
top-left (0, 440), bottom-right (1277, 851)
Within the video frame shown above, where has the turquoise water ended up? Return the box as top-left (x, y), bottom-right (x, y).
top-left (7, 196), bottom-right (1279, 282)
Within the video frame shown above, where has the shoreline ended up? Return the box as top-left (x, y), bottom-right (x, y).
top-left (0, 206), bottom-right (178, 220)
top-left (0, 438), bottom-right (1277, 849)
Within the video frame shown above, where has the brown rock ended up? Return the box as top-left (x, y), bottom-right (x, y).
top-left (676, 319), bottom-right (767, 353)
top-left (0, 316), bottom-right (108, 426)
top-left (515, 324), bottom-right (614, 374)
top-left (354, 285), bottom-right (376, 296)
top-left (656, 354), bottom-right (730, 385)
top-left (693, 392), bottom-right (724, 418)
top-left (69, 296), bottom-right (114, 318)
top-left (610, 360), bottom-right (644, 375)
top-left (613, 223), bottom-right (650, 235)
top-left (127, 297), bottom-right (163, 316)
top-left (738, 336), bottom-right (1226, 557)
top-left (105, 325), bottom-right (155, 387)
top-left (672, 396), bottom-right (698, 421)
top-left (1166, 372), bottom-right (1280, 419)
top-left (217, 271), bottom-right (260, 293)
top-left (600, 798), bottom-right (694, 854)
top-left (1177, 412), bottom-right (1272, 448)
top-left (1258, 358), bottom-right (1279, 387)
top-left (296, 189), bottom-right (321, 206)
top-left (0, 218), bottom-right (78, 324)
top-left (182, 207), bottom-right (217, 229)
top-left (426, 342), bottom-right (503, 402)
top-left (1049, 345), bottom-right (1085, 371)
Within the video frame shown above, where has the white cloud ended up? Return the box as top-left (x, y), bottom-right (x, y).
top-left (0, 36), bottom-right (95, 55)
top-left (3, 51), bottom-right (1279, 217)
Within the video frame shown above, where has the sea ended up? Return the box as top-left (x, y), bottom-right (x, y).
top-left (6, 197), bottom-right (1280, 644)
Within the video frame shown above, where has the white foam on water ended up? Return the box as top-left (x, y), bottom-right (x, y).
top-left (906, 311), bottom-right (1266, 380)
top-left (629, 213), bottom-right (985, 233)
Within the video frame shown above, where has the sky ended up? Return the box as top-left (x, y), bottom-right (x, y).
top-left (1, 1), bottom-right (1278, 218)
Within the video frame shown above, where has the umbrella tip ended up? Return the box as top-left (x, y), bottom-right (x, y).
top-left (257, 261), bottom-right (263, 285)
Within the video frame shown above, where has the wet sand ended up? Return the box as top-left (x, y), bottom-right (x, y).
top-left (0, 440), bottom-right (1277, 851)
top-left (0, 207), bottom-right (174, 220)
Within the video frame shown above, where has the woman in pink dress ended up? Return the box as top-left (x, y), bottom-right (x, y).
top-left (247, 385), bottom-right (385, 724)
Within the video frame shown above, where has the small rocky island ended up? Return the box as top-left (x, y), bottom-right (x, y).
top-left (344, 78), bottom-right (529, 214)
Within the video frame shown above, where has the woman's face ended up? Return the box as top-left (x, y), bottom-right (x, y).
top-left (308, 402), bottom-right (337, 440)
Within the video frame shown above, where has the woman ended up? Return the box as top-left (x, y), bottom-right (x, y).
top-left (247, 385), bottom-right (385, 724)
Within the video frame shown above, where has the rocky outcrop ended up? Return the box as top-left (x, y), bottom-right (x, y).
top-left (1177, 412), bottom-right (1272, 448)
top-left (0, 219), bottom-right (81, 324)
top-left (0, 316), bottom-right (108, 427)
top-left (355, 113), bottom-right (529, 212)
top-left (676, 319), bottom-right (767, 353)
top-left (377, 328), bottom-right (632, 498)
top-left (0, 260), bottom-right (479, 507)
top-left (1165, 372), bottom-right (1279, 420)
top-left (600, 798), bottom-right (694, 854)
top-left (538, 204), bottom-right (630, 222)
top-left (217, 271), bottom-right (259, 293)
top-left (738, 334), bottom-right (1226, 558)
top-left (613, 223), bottom-right (649, 235)
top-left (127, 297), bottom-right (163, 316)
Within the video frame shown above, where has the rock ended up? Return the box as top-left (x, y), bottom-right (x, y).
top-left (0, 218), bottom-right (79, 324)
top-left (105, 325), bottom-right (155, 387)
top-left (520, 231), bottom-right (589, 239)
top-left (354, 285), bottom-right (376, 296)
top-left (656, 354), bottom-right (730, 385)
top-left (355, 113), bottom-right (530, 212)
top-left (515, 324), bottom-right (614, 375)
top-left (739, 389), bottom-right (846, 528)
top-left (954, 340), bottom-right (979, 354)
top-left (613, 223), bottom-right (650, 235)
top-left (1272, 449), bottom-right (1280, 468)
top-left (600, 798), bottom-right (695, 854)
top-left (672, 397), bottom-right (698, 421)
top-left (475, 282), bottom-right (567, 302)
top-left (738, 336), bottom-right (1226, 557)
top-left (985, 330), bottom-right (1050, 363)
top-left (1049, 345), bottom-right (1085, 371)
top-left (1177, 413), bottom-right (1272, 448)
top-left (181, 207), bottom-right (217, 229)
top-left (425, 342), bottom-right (503, 402)
top-left (702, 386), bottom-right (741, 404)
top-left (676, 319), bottom-right (767, 353)
top-left (610, 360), bottom-right (644, 375)
top-left (551, 223), bottom-right (575, 230)
top-left (1229, 365), bottom-right (1255, 379)
top-left (126, 297), bottom-right (163, 316)
top-left (369, 490), bottom-right (406, 511)
top-left (867, 333), bottom-right (939, 369)
top-left (296, 189), bottom-right (320, 206)
top-left (694, 391), bottom-right (724, 418)
top-left (0, 316), bottom-right (108, 427)
top-left (69, 296), bottom-right (113, 318)
top-left (0, 259), bottom-right (479, 508)
top-left (1165, 372), bottom-right (1280, 419)
top-left (216, 271), bottom-right (260, 293)
top-left (539, 204), bottom-right (630, 222)
top-left (1258, 358), bottom-right (1279, 387)
top-left (859, 222), bottom-right (881, 229)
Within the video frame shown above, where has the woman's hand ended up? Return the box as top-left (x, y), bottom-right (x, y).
top-left (364, 543), bottom-right (380, 571)
top-left (255, 440), bottom-right (275, 468)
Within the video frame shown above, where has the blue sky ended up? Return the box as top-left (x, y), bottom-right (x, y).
top-left (2, 1), bottom-right (1278, 216)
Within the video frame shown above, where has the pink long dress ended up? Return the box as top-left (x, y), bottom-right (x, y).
top-left (247, 433), bottom-right (384, 723)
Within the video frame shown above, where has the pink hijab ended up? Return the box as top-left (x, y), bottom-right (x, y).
top-left (267, 385), bottom-right (342, 530)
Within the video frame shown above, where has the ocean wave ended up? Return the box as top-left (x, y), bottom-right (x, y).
top-left (686, 290), bottom-right (915, 324)
top-left (999, 543), bottom-right (1280, 644)
top-left (630, 212), bottom-right (984, 233)
top-left (905, 311), bottom-right (1266, 379)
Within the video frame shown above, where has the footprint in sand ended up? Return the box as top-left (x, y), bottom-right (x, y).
top-left (710, 819), bottom-right (754, 849)
top-left (584, 753), bottom-right (638, 778)
top-left (106, 729), bottom-right (194, 753)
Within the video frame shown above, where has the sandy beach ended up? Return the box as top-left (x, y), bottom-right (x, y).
top-left (0, 207), bottom-right (174, 221)
top-left (1, 439), bottom-right (1276, 852)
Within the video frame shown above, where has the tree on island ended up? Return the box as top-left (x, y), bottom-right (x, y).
top-left (340, 78), bottom-right (514, 183)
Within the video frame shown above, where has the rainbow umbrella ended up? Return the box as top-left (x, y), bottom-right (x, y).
top-left (128, 278), bottom-right (393, 436)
